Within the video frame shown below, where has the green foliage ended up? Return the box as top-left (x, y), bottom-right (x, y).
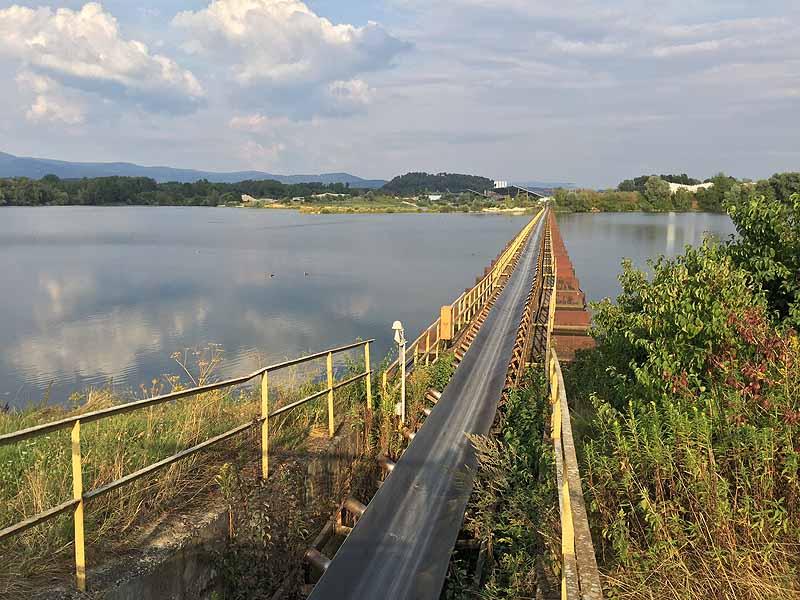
top-left (590, 241), bottom-right (766, 404)
top-left (695, 172), bottom-right (736, 212)
top-left (725, 190), bottom-right (800, 327)
top-left (570, 233), bottom-right (800, 598)
top-left (618, 173), bottom-right (700, 194)
top-left (643, 176), bottom-right (673, 211)
top-left (381, 172), bottom-right (493, 195)
top-left (460, 372), bottom-right (558, 599)
top-left (552, 188), bottom-right (642, 212)
top-left (768, 172), bottom-right (800, 202)
top-left (0, 175), bottom-right (360, 207)
top-left (214, 461), bottom-right (313, 600)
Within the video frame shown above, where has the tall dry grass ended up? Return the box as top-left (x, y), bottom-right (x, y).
top-left (0, 346), bottom-right (369, 596)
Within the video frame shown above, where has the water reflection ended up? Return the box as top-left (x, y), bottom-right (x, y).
top-left (0, 207), bottom-right (526, 407)
top-left (1, 208), bottom-right (737, 407)
top-left (555, 212), bottom-right (737, 304)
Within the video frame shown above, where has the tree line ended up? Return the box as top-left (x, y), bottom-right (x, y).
top-left (381, 172), bottom-right (494, 195)
top-left (554, 172), bottom-right (800, 213)
top-left (566, 180), bottom-right (800, 597)
top-left (0, 175), bottom-right (360, 207)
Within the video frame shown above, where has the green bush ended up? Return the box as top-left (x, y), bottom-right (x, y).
top-left (571, 239), bottom-right (800, 599)
top-left (462, 371), bottom-right (557, 599)
top-left (725, 191), bottom-right (800, 328)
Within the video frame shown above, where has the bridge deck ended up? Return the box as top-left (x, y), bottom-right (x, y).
top-left (309, 212), bottom-right (546, 600)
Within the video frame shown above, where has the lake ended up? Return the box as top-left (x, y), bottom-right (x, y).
top-left (556, 211), bottom-right (737, 303)
top-left (0, 208), bottom-right (735, 408)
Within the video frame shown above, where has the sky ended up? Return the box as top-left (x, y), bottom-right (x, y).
top-left (0, 1), bottom-right (797, 188)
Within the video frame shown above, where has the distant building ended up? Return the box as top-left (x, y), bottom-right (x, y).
top-left (487, 184), bottom-right (545, 200)
top-left (428, 194), bottom-right (443, 201)
top-left (312, 192), bottom-right (348, 198)
top-left (241, 194), bottom-right (275, 203)
top-left (668, 182), bottom-right (714, 194)
top-left (494, 180), bottom-right (509, 189)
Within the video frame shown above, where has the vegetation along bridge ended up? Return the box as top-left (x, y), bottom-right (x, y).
top-left (0, 203), bottom-right (602, 599)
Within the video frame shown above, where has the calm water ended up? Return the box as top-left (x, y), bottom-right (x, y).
top-left (0, 208), bottom-right (736, 408)
top-left (555, 212), bottom-right (737, 303)
top-left (0, 207), bottom-right (528, 407)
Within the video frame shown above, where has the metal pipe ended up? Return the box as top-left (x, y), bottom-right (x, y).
top-left (343, 497), bottom-right (367, 518)
top-left (334, 524), bottom-right (353, 536)
top-left (305, 548), bottom-right (332, 572)
top-left (378, 455), bottom-right (396, 473)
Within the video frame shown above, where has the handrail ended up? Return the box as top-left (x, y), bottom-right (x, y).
top-left (0, 339), bottom-right (374, 592)
top-left (0, 339), bottom-right (371, 446)
top-left (544, 210), bottom-right (602, 599)
top-left (548, 348), bottom-right (603, 600)
top-left (382, 208), bottom-right (546, 390)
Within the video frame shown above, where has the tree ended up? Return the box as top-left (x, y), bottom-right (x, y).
top-left (382, 172), bottom-right (493, 195)
top-left (696, 172), bottom-right (736, 212)
top-left (725, 190), bottom-right (800, 327)
top-left (673, 188), bottom-right (693, 211)
top-left (768, 172), bottom-right (800, 202)
top-left (643, 176), bottom-right (672, 210)
top-left (618, 179), bottom-right (635, 192)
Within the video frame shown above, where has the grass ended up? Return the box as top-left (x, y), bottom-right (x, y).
top-left (563, 325), bottom-right (800, 598)
top-left (243, 194), bottom-right (543, 215)
top-left (0, 346), bottom-right (370, 597)
top-left (447, 368), bottom-right (558, 599)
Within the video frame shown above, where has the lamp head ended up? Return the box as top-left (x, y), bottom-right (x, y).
top-left (392, 320), bottom-right (405, 344)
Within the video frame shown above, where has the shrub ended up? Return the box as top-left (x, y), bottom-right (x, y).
top-left (725, 191), bottom-right (800, 328)
top-left (572, 239), bottom-right (800, 599)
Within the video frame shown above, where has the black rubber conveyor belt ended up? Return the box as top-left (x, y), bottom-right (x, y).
top-left (309, 211), bottom-right (546, 600)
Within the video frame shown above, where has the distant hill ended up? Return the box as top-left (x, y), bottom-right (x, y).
top-left (382, 172), bottom-right (494, 195)
top-left (0, 151), bottom-right (386, 188)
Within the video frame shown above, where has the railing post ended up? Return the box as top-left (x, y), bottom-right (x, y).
top-left (71, 420), bottom-right (86, 592)
top-left (260, 372), bottom-right (269, 479)
top-left (364, 342), bottom-right (372, 419)
top-left (440, 306), bottom-right (454, 343)
top-left (327, 352), bottom-right (335, 438)
top-left (425, 330), bottom-right (431, 366)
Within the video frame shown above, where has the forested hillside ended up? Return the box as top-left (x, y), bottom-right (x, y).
top-left (382, 172), bottom-right (493, 195)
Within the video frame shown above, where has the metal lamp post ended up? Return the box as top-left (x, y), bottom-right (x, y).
top-left (392, 320), bottom-right (406, 424)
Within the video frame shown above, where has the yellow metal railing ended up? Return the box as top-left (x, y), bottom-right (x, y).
top-left (0, 339), bottom-right (373, 592)
top-left (544, 212), bottom-right (602, 599)
top-left (545, 229), bottom-right (558, 358)
top-left (548, 348), bottom-right (602, 600)
top-left (382, 208), bottom-right (546, 393)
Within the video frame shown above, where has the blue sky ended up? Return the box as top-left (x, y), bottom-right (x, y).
top-left (0, 1), bottom-right (797, 187)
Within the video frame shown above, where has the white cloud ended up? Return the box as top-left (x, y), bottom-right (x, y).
top-left (16, 71), bottom-right (85, 125)
top-left (239, 140), bottom-right (287, 168)
top-left (229, 113), bottom-right (290, 132)
top-left (173, 0), bottom-right (408, 116)
top-left (538, 33), bottom-right (627, 57)
top-left (26, 95), bottom-right (85, 125)
top-left (324, 79), bottom-right (374, 114)
top-left (0, 3), bottom-right (204, 114)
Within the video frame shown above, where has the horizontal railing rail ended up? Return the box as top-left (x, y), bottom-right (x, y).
top-left (0, 339), bottom-right (373, 592)
top-left (548, 348), bottom-right (603, 600)
top-left (543, 213), bottom-right (602, 599)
